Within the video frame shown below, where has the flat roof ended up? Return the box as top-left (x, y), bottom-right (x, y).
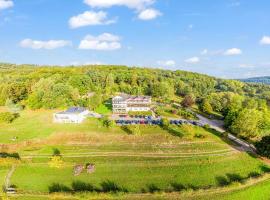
top-left (57, 107), bottom-right (87, 115)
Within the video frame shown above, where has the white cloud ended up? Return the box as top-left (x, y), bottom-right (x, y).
top-left (260, 36), bottom-right (270, 45)
top-left (229, 2), bottom-right (241, 7)
top-left (238, 64), bottom-right (255, 69)
top-left (224, 48), bottom-right (242, 56)
top-left (185, 57), bottom-right (200, 64)
top-left (84, 0), bottom-right (154, 10)
top-left (20, 39), bottom-right (72, 50)
top-left (201, 49), bottom-right (208, 55)
top-left (0, 0), bottom-right (13, 10)
top-left (157, 60), bottom-right (176, 67)
top-left (69, 11), bottom-right (116, 29)
top-left (138, 8), bottom-right (162, 20)
top-left (70, 61), bottom-right (104, 66)
top-left (79, 33), bottom-right (121, 50)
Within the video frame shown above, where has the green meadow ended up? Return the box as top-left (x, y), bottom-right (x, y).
top-left (0, 109), bottom-right (269, 199)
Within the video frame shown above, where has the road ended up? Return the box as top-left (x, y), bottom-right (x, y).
top-left (192, 111), bottom-right (258, 154)
top-left (195, 113), bottom-right (225, 133)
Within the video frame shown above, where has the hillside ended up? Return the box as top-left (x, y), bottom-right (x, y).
top-left (241, 77), bottom-right (270, 85)
top-left (1, 63), bottom-right (270, 199)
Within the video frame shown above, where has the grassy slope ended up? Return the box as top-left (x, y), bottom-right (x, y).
top-left (11, 153), bottom-right (264, 193)
top-left (0, 109), bottom-right (269, 198)
top-left (215, 179), bottom-right (270, 200)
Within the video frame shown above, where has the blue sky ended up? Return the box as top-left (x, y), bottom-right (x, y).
top-left (0, 0), bottom-right (270, 78)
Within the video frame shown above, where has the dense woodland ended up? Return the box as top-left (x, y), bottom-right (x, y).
top-left (1, 63), bottom-right (270, 142)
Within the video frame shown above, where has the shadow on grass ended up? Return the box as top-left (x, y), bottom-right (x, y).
top-left (48, 183), bottom-right (72, 193)
top-left (260, 165), bottom-right (270, 173)
top-left (121, 125), bottom-right (133, 135)
top-left (100, 180), bottom-right (128, 193)
top-left (216, 171), bottom-right (264, 187)
top-left (49, 180), bottom-right (128, 194)
top-left (72, 181), bottom-right (95, 192)
top-left (146, 183), bottom-right (161, 193)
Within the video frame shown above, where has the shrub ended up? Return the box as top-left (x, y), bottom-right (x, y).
top-left (71, 181), bottom-right (95, 192)
top-left (0, 112), bottom-right (18, 123)
top-left (52, 148), bottom-right (61, 157)
top-left (100, 180), bottom-right (127, 193)
top-left (101, 116), bottom-right (114, 128)
top-left (0, 152), bottom-right (20, 160)
top-left (161, 118), bottom-right (170, 129)
top-left (177, 110), bottom-right (197, 120)
top-left (147, 184), bottom-right (161, 193)
top-left (48, 183), bottom-right (72, 193)
top-left (170, 182), bottom-right (186, 191)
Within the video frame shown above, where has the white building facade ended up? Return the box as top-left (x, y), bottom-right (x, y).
top-left (112, 94), bottom-right (151, 113)
top-left (53, 107), bottom-right (90, 124)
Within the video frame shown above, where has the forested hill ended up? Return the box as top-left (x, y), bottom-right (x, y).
top-left (240, 77), bottom-right (270, 85)
top-left (2, 63), bottom-right (270, 141)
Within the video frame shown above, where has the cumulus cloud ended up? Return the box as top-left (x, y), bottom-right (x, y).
top-left (20, 39), bottom-right (72, 50)
top-left (138, 8), bottom-right (162, 20)
top-left (69, 11), bottom-right (116, 29)
top-left (185, 57), bottom-right (200, 64)
top-left (157, 60), bottom-right (176, 67)
top-left (84, 0), bottom-right (154, 10)
top-left (201, 49), bottom-right (208, 55)
top-left (260, 36), bottom-right (270, 45)
top-left (79, 33), bottom-right (121, 50)
top-left (224, 48), bottom-right (242, 56)
top-left (84, 0), bottom-right (161, 20)
top-left (0, 0), bottom-right (13, 10)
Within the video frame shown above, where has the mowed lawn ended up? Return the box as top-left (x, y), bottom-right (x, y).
top-left (11, 153), bottom-right (266, 193)
top-left (0, 109), bottom-right (125, 143)
top-left (0, 109), bottom-right (226, 144)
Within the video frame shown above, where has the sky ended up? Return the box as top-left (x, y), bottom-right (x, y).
top-left (0, 0), bottom-right (270, 79)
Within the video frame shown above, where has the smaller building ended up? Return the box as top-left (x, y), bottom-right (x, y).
top-left (53, 107), bottom-right (89, 124)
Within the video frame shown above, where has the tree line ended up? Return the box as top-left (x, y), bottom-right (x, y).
top-left (1, 63), bottom-right (270, 141)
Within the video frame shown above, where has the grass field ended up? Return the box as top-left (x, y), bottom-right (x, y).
top-left (0, 108), bottom-right (270, 199)
top-left (10, 153), bottom-right (266, 193)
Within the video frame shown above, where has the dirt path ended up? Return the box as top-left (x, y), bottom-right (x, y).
top-left (4, 165), bottom-right (15, 189)
top-left (21, 149), bottom-right (238, 159)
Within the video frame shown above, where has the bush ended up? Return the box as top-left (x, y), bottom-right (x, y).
top-left (170, 182), bottom-right (186, 191)
top-left (147, 184), bottom-right (161, 193)
top-left (0, 152), bottom-right (20, 160)
top-left (0, 112), bottom-right (18, 123)
top-left (71, 181), bottom-right (95, 192)
top-left (161, 118), bottom-right (170, 129)
top-left (101, 116), bottom-right (114, 128)
top-left (52, 148), bottom-right (61, 157)
top-left (48, 183), bottom-right (72, 193)
top-left (177, 110), bottom-right (197, 120)
top-left (100, 180), bottom-right (127, 193)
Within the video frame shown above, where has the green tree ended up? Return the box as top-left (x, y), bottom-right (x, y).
top-left (199, 99), bottom-right (213, 114)
top-left (231, 109), bottom-right (262, 138)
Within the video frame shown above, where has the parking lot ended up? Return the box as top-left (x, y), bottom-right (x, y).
top-left (114, 115), bottom-right (203, 127)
